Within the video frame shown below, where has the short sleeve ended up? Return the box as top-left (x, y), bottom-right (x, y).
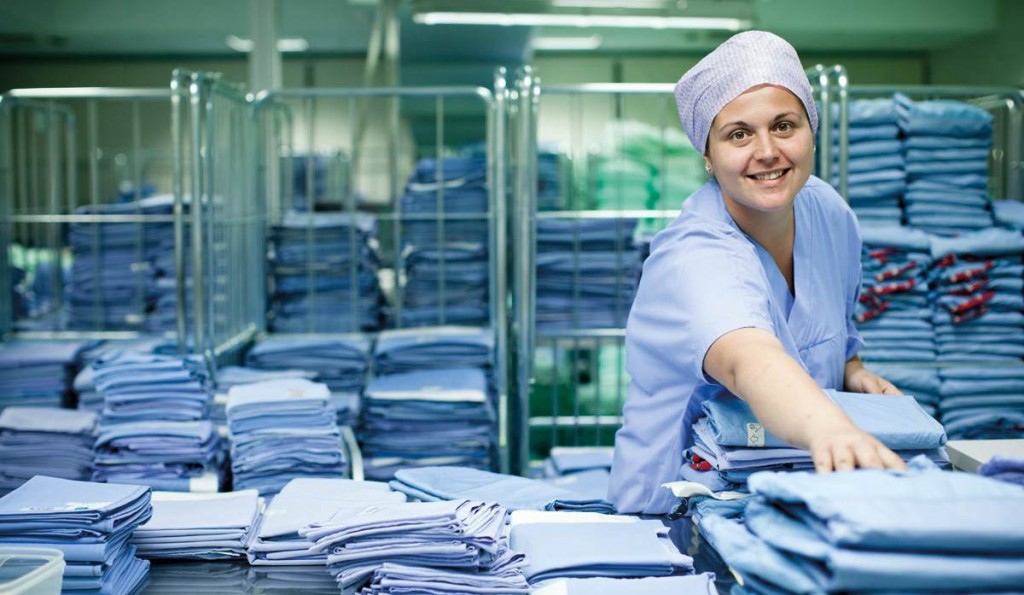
top-left (626, 221), bottom-right (776, 393)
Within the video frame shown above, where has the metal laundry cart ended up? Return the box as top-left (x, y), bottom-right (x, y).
top-left (0, 76), bottom-right (264, 365)
top-left (252, 70), bottom-right (511, 471)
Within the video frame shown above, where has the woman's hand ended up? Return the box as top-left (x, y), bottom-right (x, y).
top-left (808, 424), bottom-right (908, 472)
top-left (844, 356), bottom-right (902, 395)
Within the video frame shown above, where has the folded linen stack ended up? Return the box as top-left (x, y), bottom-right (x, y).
top-left (701, 458), bottom-right (1024, 594)
top-left (300, 499), bottom-right (525, 592)
top-left (682, 390), bottom-right (949, 491)
top-left (399, 157), bottom-right (490, 327)
top-left (248, 477), bottom-right (404, 566)
top-left (268, 211), bottom-right (382, 333)
top-left (509, 511), bottom-right (693, 584)
top-left (227, 378), bottom-right (347, 494)
top-left (865, 364), bottom-right (941, 418)
top-left (373, 326), bottom-right (493, 375)
top-left (535, 218), bottom-right (642, 330)
top-left (0, 339), bottom-right (93, 411)
top-left (0, 406), bottom-right (96, 495)
top-left (0, 476), bottom-right (152, 594)
top-left (246, 335), bottom-right (371, 395)
top-left (897, 93), bottom-right (995, 236)
top-left (856, 225), bottom-right (935, 363)
top-left (831, 97), bottom-right (906, 226)
top-left (132, 490), bottom-right (261, 559)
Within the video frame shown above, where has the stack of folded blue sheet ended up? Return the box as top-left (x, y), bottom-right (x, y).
top-left (360, 368), bottom-right (495, 480)
top-left (0, 476), bottom-right (152, 594)
top-left (535, 218), bottom-right (641, 330)
top-left (0, 407), bottom-right (96, 495)
top-left (246, 335), bottom-right (371, 426)
top-left (683, 390), bottom-right (949, 492)
top-left (532, 574), bottom-right (718, 595)
top-left (212, 366), bottom-right (317, 428)
top-left (0, 339), bottom-right (92, 411)
top-left (301, 499), bottom-right (525, 592)
top-left (832, 97), bottom-right (906, 225)
top-left (268, 211), bottom-right (382, 333)
top-left (373, 326), bottom-right (493, 375)
top-left (132, 490), bottom-right (261, 560)
top-left (67, 195), bottom-right (179, 331)
top-left (701, 458), bottom-right (1024, 594)
top-left (509, 511), bottom-right (693, 584)
top-left (248, 477), bottom-right (405, 566)
top-left (399, 157), bottom-right (490, 327)
top-left (227, 378), bottom-right (348, 494)
top-left (939, 366), bottom-right (1024, 439)
top-left (866, 364), bottom-right (941, 418)
top-left (91, 353), bottom-right (222, 490)
top-left (145, 239), bottom-right (192, 335)
top-left (542, 446), bottom-right (614, 478)
top-left (994, 199), bottom-right (1024, 230)
top-left (391, 465), bottom-right (616, 513)
top-left (73, 338), bottom-right (173, 411)
top-left (929, 229), bottom-right (1024, 363)
top-left (897, 93), bottom-right (995, 236)
top-left (856, 225), bottom-right (935, 363)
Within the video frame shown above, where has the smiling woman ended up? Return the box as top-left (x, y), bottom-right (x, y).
top-left (607, 30), bottom-right (908, 515)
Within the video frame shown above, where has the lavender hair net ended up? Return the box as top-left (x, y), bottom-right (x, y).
top-left (674, 30), bottom-right (818, 153)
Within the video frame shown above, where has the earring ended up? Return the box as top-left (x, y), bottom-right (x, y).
top-left (704, 163), bottom-right (712, 175)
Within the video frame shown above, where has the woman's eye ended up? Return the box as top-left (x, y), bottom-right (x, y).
top-left (775, 122), bottom-right (792, 132)
top-left (730, 130), bottom-right (747, 141)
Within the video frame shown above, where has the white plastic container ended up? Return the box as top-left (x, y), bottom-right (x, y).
top-left (0, 547), bottom-right (64, 595)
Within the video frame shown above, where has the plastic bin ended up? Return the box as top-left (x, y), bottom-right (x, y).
top-left (0, 547), bottom-right (64, 595)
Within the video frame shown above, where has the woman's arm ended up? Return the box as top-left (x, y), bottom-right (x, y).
top-left (843, 355), bottom-right (902, 394)
top-left (704, 327), bottom-right (907, 472)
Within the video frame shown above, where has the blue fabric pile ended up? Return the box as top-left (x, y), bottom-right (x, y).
top-left (856, 225), bottom-right (935, 363)
top-left (72, 338), bottom-right (171, 411)
top-left (866, 364), bottom-right (941, 418)
top-left (248, 477), bottom-right (405, 566)
top-left (535, 218), bottom-right (642, 330)
top-left (0, 476), bottom-right (152, 594)
top-left (682, 390), bottom-right (949, 492)
top-left (373, 326), bottom-right (493, 375)
top-left (993, 199), bottom-right (1024, 230)
top-left (226, 378), bottom-right (348, 494)
top-left (509, 512), bottom-right (693, 584)
top-left (978, 455), bottom-right (1024, 486)
top-left (361, 368), bottom-right (495, 481)
top-left (0, 339), bottom-right (92, 410)
top-left (66, 195), bottom-right (181, 331)
top-left (939, 366), bottom-right (1024, 439)
top-left (701, 459), bottom-right (1024, 594)
top-left (391, 466), bottom-right (615, 514)
top-left (91, 353), bottom-right (222, 491)
top-left (300, 499), bottom-right (525, 592)
top-left (537, 143), bottom-right (563, 211)
top-left (832, 97), bottom-right (905, 225)
top-left (268, 212), bottom-right (382, 333)
top-left (132, 490), bottom-right (261, 560)
top-left (399, 157), bottom-right (490, 327)
top-left (212, 366), bottom-right (317, 428)
top-left (0, 406), bottom-right (96, 495)
top-left (898, 93), bottom-right (994, 236)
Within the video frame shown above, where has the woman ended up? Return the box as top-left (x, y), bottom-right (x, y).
top-left (608, 31), bottom-right (906, 515)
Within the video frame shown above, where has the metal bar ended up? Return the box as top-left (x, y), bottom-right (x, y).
top-left (188, 73), bottom-right (208, 358)
top-left (171, 71), bottom-right (189, 353)
top-left (436, 95), bottom-right (447, 324)
top-left (831, 65), bottom-right (849, 199)
top-left (528, 415), bottom-right (623, 428)
top-left (255, 86), bottom-right (493, 102)
top-left (9, 88), bottom-right (170, 100)
top-left (492, 66), bottom-right (510, 474)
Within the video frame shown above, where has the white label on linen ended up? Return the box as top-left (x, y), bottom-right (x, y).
top-left (746, 423), bottom-right (765, 447)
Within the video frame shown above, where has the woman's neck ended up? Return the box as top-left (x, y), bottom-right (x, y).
top-left (727, 201), bottom-right (796, 292)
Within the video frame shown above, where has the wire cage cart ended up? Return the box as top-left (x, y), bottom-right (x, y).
top-left (0, 75), bottom-right (264, 366)
top-left (252, 70), bottom-right (511, 472)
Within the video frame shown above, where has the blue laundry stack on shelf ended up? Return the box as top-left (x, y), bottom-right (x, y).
top-left (227, 378), bottom-right (348, 495)
top-left (831, 97), bottom-right (906, 226)
top-left (867, 364), bottom-right (942, 419)
top-left (91, 353), bottom-right (222, 491)
top-left (535, 218), bottom-right (642, 330)
top-left (856, 225), bottom-right (935, 363)
top-left (67, 195), bottom-right (180, 331)
top-left (399, 157), bottom-right (490, 327)
top-left (929, 229), bottom-right (1024, 438)
top-left (537, 143), bottom-right (564, 211)
top-left (0, 406), bottom-right (97, 495)
top-left (212, 366), bottom-right (317, 428)
top-left (0, 339), bottom-right (92, 411)
top-left (145, 234), bottom-right (192, 335)
top-left (373, 326), bottom-right (493, 375)
top-left (0, 476), bottom-right (152, 594)
top-left (245, 335), bottom-right (371, 426)
top-left (898, 93), bottom-right (995, 236)
top-left (268, 211), bottom-right (382, 333)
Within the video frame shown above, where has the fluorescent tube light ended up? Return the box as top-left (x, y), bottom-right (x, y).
top-left (532, 34), bottom-right (603, 50)
top-left (413, 12), bottom-right (749, 30)
top-left (552, 0), bottom-right (666, 8)
top-left (225, 35), bottom-right (309, 53)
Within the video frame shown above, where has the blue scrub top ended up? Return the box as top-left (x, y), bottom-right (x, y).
top-left (608, 175), bottom-right (864, 514)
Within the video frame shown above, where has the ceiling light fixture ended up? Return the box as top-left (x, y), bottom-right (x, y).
top-left (532, 34), bottom-right (603, 50)
top-left (413, 12), bottom-right (748, 30)
top-left (551, 0), bottom-right (667, 8)
top-left (225, 35), bottom-right (309, 53)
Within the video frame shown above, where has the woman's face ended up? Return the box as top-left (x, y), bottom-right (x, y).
top-left (705, 84), bottom-right (815, 218)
